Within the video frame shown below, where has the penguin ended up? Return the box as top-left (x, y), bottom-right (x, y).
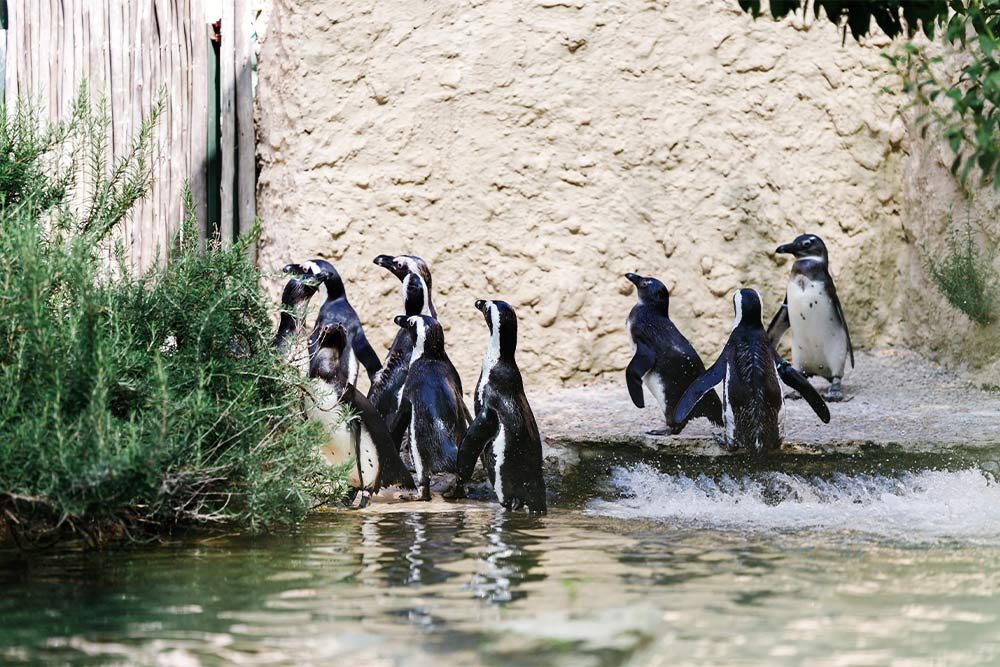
top-left (675, 289), bottom-right (831, 457)
top-left (766, 234), bottom-right (854, 401)
top-left (368, 254), bottom-right (437, 421)
top-left (388, 315), bottom-right (468, 500)
top-left (272, 275), bottom-right (319, 366)
top-left (306, 322), bottom-right (415, 507)
top-left (283, 259), bottom-right (383, 383)
top-left (624, 273), bottom-right (724, 435)
top-left (455, 300), bottom-right (546, 513)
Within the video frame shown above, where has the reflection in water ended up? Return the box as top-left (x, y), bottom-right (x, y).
top-left (1, 486), bottom-right (1000, 665)
top-left (469, 511), bottom-right (542, 604)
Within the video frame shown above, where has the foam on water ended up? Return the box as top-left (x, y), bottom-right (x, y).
top-left (587, 463), bottom-right (1000, 543)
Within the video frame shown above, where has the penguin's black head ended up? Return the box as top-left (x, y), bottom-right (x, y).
top-left (475, 299), bottom-right (518, 359)
top-left (373, 254), bottom-right (432, 285)
top-left (283, 259), bottom-right (345, 301)
top-left (307, 322), bottom-right (347, 352)
top-left (732, 288), bottom-right (764, 329)
top-left (776, 234), bottom-right (828, 263)
top-left (279, 277), bottom-right (318, 309)
top-left (395, 314), bottom-right (446, 360)
top-left (625, 273), bottom-right (670, 309)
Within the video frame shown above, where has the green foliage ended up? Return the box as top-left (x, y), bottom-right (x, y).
top-left (0, 88), bottom-right (345, 537)
top-left (923, 213), bottom-right (999, 325)
top-left (886, 2), bottom-right (1000, 187)
top-left (736, 1), bottom-right (948, 40)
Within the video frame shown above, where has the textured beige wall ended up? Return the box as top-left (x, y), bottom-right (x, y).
top-left (256, 0), bottom-right (966, 390)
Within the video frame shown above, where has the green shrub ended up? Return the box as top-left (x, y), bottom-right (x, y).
top-left (923, 215), bottom-right (999, 326)
top-left (0, 88), bottom-right (345, 539)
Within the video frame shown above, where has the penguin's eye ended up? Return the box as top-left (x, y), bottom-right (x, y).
top-left (803, 239), bottom-right (812, 247)
top-left (641, 281), bottom-right (649, 287)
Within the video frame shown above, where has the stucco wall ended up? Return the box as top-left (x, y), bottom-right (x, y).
top-left (256, 0), bottom-right (941, 390)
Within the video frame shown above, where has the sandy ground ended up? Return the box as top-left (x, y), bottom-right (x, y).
top-left (530, 348), bottom-right (1000, 450)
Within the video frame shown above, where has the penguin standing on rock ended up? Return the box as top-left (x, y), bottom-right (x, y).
top-left (388, 315), bottom-right (469, 500)
top-left (283, 259), bottom-right (383, 383)
top-left (307, 322), bottom-right (415, 508)
top-left (454, 300), bottom-right (546, 513)
top-left (369, 255), bottom-right (437, 421)
top-left (624, 273), bottom-right (723, 435)
top-left (675, 289), bottom-right (831, 458)
top-left (767, 234), bottom-right (854, 401)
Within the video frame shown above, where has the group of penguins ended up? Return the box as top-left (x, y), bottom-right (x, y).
top-left (273, 234), bottom-right (853, 515)
top-left (273, 254), bottom-right (546, 514)
top-left (626, 233), bottom-right (854, 452)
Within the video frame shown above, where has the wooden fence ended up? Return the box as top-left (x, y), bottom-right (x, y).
top-left (1, 0), bottom-right (257, 270)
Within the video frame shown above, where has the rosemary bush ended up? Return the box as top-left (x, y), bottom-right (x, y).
top-left (923, 216), bottom-right (999, 325)
top-left (0, 89), bottom-right (344, 539)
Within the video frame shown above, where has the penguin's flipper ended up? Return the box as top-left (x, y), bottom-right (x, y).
top-left (456, 405), bottom-right (499, 483)
top-left (826, 280), bottom-right (854, 368)
top-left (777, 360), bottom-right (831, 423)
top-left (388, 397), bottom-right (412, 449)
top-left (350, 386), bottom-right (416, 491)
top-left (350, 417), bottom-right (366, 491)
top-left (692, 387), bottom-right (725, 427)
top-left (673, 357), bottom-right (726, 425)
top-left (626, 342), bottom-right (656, 408)
top-left (351, 330), bottom-right (384, 380)
top-left (766, 294), bottom-right (790, 346)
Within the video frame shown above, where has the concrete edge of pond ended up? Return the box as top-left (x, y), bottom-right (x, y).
top-left (530, 348), bottom-right (1000, 455)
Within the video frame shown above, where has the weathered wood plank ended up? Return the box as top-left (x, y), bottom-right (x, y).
top-left (219, 0), bottom-right (236, 248)
top-left (189, 0), bottom-right (209, 242)
top-left (235, 0), bottom-right (254, 258)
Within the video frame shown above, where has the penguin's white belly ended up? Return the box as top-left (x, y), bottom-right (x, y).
top-left (787, 277), bottom-right (848, 378)
top-left (310, 382), bottom-right (378, 490)
top-left (320, 426), bottom-right (379, 490)
top-left (493, 423), bottom-right (507, 504)
top-left (642, 372), bottom-right (667, 415)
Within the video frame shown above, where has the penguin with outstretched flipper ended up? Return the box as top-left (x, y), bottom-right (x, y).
top-left (676, 289), bottom-right (830, 458)
top-left (767, 234), bottom-right (853, 401)
top-left (454, 300), bottom-right (546, 514)
top-left (283, 259), bottom-right (382, 383)
top-left (624, 273), bottom-right (723, 435)
top-left (388, 315), bottom-right (468, 500)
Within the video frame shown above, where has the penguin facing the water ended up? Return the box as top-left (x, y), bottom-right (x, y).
top-left (675, 289), bottom-right (831, 457)
top-left (388, 315), bottom-right (469, 500)
top-left (625, 273), bottom-right (723, 435)
top-left (455, 300), bottom-right (546, 514)
top-left (307, 322), bottom-right (415, 507)
top-left (283, 259), bottom-right (383, 383)
top-left (767, 234), bottom-right (854, 401)
top-left (368, 255), bottom-right (437, 421)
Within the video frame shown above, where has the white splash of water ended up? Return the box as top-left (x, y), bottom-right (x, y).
top-left (587, 463), bottom-right (1000, 543)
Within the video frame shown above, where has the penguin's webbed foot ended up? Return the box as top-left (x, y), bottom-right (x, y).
top-left (356, 490), bottom-right (371, 509)
top-left (442, 481), bottom-right (467, 500)
top-left (400, 484), bottom-right (432, 502)
top-left (824, 387), bottom-right (845, 402)
top-left (712, 433), bottom-right (736, 450)
top-left (646, 428), bottom-right (672, 436)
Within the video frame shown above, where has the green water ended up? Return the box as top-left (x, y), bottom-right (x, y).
top-left (3, 451), bottom-right (1000, 666)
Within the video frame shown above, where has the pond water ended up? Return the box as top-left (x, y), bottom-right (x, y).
top-left (2, 447), bottom-right (1000, 666)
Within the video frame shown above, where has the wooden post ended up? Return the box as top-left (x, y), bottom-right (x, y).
top-left (219, 0), bottom-right (235, 248)
top-left (235, 0), bottom-right (255, 259)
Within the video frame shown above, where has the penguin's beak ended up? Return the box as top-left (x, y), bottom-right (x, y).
top-left (625, 273), bottom-right (642, 286)
top-left (393, 315), bottom-right (408, 328)
top-left (374, 254), bottom-right (406, 279)
top-left (282, 263), bottom-right (302, 275)
top-left (373, 254), bottom-right (394, 269)
top-left (474, 300), bottom-right (488, 313)
top-left (775, 243), bottom-right (793, 255)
